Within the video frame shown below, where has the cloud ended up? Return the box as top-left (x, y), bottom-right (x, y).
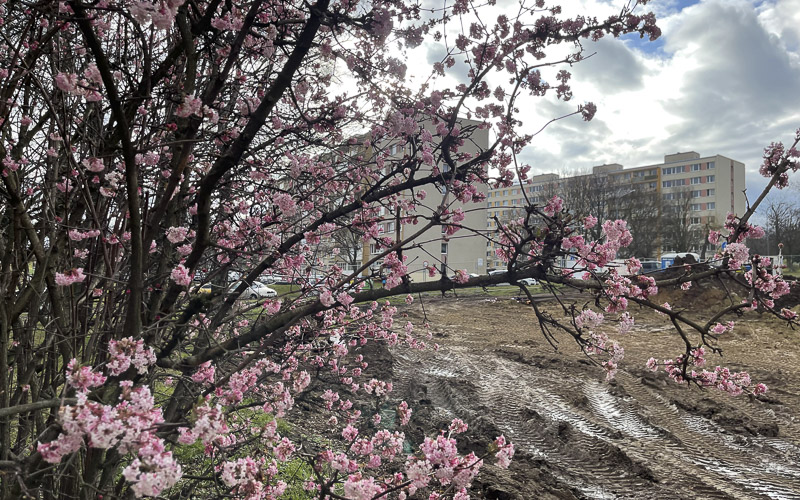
top-left (571, 37), bottom-right (647, 92)
top-left (663, 1), bottom-right (800, 119)
top-left (403, 0), bottom-right (799, 209)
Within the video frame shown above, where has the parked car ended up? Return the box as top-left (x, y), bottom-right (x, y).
top-left (517, 277), bottom-right (538, 286)
top-left (229, 281), bottom-right (277, 299)
top-left (488, 269), bottom-right (510, 285)
top-left (639, 260), bottom-right (661, 274)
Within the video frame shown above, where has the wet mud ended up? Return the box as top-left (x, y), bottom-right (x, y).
top-left (390, 295), bottom-right (800, 499)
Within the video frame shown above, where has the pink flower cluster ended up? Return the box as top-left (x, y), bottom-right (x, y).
top-left (55, 268), bottom-right (87, 286)
top-left (166, 226), bottom-right (190, 243)
top-left (653, 351), bottom-right (767, 396)
top-left (177, 401), bottom-right (228, 446)
top-left (39, 381), bottom-right (181, 497)
top-left (542, 195), bottom-right (564, 217)
top-left (721, 242), bottom-right (749, 269)
top-left (191, 361), bottom-right (215, 385)
top-left (493, 435), bottom-right (515, 469)
top-left (107, 337), bottom-right (156, 376)
top-left (452, 269), bottom-right (470, 284)
top-left (397, 401), bottom-right (413, 426)
top-left (170, 264), bottom-right (192, 286)
top-left (65, 359), bottom-right (106, 391)
top-left (68, 229), bottom-right (101, 241)
top-left (219, 457), bottom-right (287, 500)
top-left (175, 95), bottom-right (202, 118)
top-left (381, 252), bottom-right (409, 289)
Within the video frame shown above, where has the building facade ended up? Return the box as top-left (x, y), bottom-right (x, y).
top-left (367, 121), bottom-right (489, 281)
top-left (485, 152), bottom-right (746, 269)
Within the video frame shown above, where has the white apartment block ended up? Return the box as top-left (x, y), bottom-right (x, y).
top-left (319, 119), bottom-right (489, 282)
top-left (375, 121), bottom-right (489, 282)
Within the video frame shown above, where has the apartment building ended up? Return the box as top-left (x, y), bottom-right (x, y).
top-left (485, 152), bottom-right (746, 269)
top-left (318, 120), bottom-right (489, 282)
top-left (370, 121), bottom-right (489, 281)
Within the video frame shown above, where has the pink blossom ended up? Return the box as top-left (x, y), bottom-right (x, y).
top-left (166, 226), bottom-right (189, 243)
top-left (320, 290), bottom-right (335, 307)
top-left (342, 425), bottom-right (359, 442)
top-left (397, 401), bottom-right (412, 426)
top-left (273, 437), bottom-right (296, 461)
top-left (170, 264), bottom-right (192, 286)
top-left (107, 337), bottom-right (156, 376)
top-left (55, 268), bottom-right (87, 286)
top-left (494, 435), bottom-right (515, 469)
top-left (175, 95), bottom-right (202, 118)
top-left (452, 269), bottom-right (470, 284)
top-left (82, 157), bottom-right (105, 172)
top-left (343, 474), bottom-right (385, 500)
top-left (55, 72), bottom-right (79, 93)
top-left (543, 195), bottom-right (564, 216)
top-left (191, 362), bottom-right (215, 385)
top-left (449, 418), bottom-right (468, 435)
top-left (273, 192), bottom-right (297, 216)
top-left (263, 299), bottom-right (282, 314)
top-left (66, 359), bottom-right (107, 391)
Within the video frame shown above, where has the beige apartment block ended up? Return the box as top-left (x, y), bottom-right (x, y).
top-left (485, 152), bottom-right (746, 268)
top-left (656, 152), bottom-right (745, 230)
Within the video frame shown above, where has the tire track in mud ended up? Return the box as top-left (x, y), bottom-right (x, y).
top-left (391, 342), bottom-right (800, 499)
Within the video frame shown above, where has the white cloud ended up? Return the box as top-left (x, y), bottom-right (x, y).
top-left (516, 0), bottom-right (800, 206)
top-left (399, 0), bottom-right (799, 208)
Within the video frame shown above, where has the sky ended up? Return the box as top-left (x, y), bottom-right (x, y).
top-left (405, 0), bottom-right (800, 212)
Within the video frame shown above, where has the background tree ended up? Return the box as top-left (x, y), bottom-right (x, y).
top-left (561, 170), bottom-right (660, 258)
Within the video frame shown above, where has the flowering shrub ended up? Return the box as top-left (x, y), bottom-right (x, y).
top-left (0, 0), bottom-right (796, 498)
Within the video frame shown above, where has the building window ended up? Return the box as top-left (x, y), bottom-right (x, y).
top-left (502, 190), bottom-right (507, 196)
top-left (692, 164), bottom-right (701, 171)
top-left (662, 179), bottom-right (686, 188)
top-left (663, 166), bottom-right (686, 175)
top-left (708, 161), bottom-right (715, 169)
top-left (707, 202), bottom-right (715, 210)
top-left (441, 243), bottom-right (448, 254)
top-left (690, 217), bottom-right (701, 225)
top-left (708, 188), bottom-right (715, 196)
top-left (502, 200), bottom-right (508, 206)
top-left (690, 204), bottom-right (701, 211)
top-left (691, 177), bottom-right (701, 185)
top-left (370, 244), bottom-right (380, 255)
top-left (707, 175), bottom-right (715, 183)
top-left (691, 190), bottom-right (701, 198)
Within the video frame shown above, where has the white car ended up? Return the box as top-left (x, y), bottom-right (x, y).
top-left (229, 281), bottom-right (277, 299)
top-left (517, 278), bottom-right (538, 286)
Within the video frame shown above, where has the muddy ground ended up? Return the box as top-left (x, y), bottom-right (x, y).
top-left (386, 283), bottom-right (800, 499)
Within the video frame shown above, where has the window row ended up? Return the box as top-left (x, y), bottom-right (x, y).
top-left (662, 175), bottom-right (714, 188)
top-left (662, 162), bottom-right (715, 175)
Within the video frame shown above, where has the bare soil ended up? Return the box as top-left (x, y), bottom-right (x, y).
top-left (388, 287), bottom-right (800, 499)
